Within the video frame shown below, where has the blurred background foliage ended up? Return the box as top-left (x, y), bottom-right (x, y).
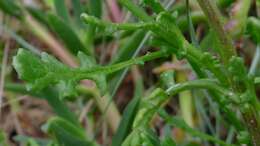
top-left (0, 0), bottom-right (260, 146)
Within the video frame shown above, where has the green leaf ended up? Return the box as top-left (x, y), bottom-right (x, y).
top-left (26, 139), bottom-right (40, 146)
top-left (46, 117), bottom-right (98, 146)
top-left (27, 7), bottom-right (49, 26)
top-left (159, 110), bottom-right (235, 146)
top-left (0, 0), bottom-right (22, 18)
top-left (142, 0), bottom-right (165, 14)
top-left (13, 49), bottom-right (165, 99)
top-left (200, 29), bottom-right (222, 53)
top-left (12, 49), bottom-right (105, 99)
top-left (47, 13), bottom-right (91, 55)
top-left (247, 17), bottom-right (260, 44)
top-left (72, 0), bottom-right (84, 27)
top-left (112, 96), bottom-right (141, 146)
top-left (160, 136), bottom-right (176, 146)
top-left (217, 0), bottom-right (235, 8)
top-left (13, 49), bottom-right (74, 97)
top-left (54, 0), bottom-right (70, 23)
top-left (108, 30), bottom-right (146, 95)
top-left (88, 0), bottom-right (102, 18)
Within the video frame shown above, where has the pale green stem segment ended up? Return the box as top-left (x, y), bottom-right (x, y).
top-left (76, 50), bottom-right (168, 78)
top-left (255, 77), bottom-right (260, 84)
top-left (81, 13), bottom-right (155, 31)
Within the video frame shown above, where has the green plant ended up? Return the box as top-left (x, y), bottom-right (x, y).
top-left (1, 0), bottom-right (260, 145)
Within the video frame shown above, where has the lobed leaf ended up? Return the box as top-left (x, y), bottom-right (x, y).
top-left (13, 49), bottom-right (165, 99)
top-left (12, 49), bottom-right (106, 99)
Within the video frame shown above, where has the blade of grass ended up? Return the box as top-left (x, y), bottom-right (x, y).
top-left (159, 110), bottom-right (236, 146)
top-left (0, 0), bottom-right (21, 18)
top-left (186, 0), bottom-right (199, 47)
top-left (47, 13), bottom-right (91, 55)
top-left (53, 0), bottom-right (70, 24)
top-left (111, 95), bottom-right (140, 146)
top-left (72, 0), bottom-right (84, 27)
top-left (46, 117), bottom-right (98, 146)
top-left (0, 24), bottom-right (40, 55)
top-left (109, 31), bottom-right (149, 96)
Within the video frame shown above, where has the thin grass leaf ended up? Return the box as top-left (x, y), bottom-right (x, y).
top-left (27, 7), bottom-right (49, 26)
top-left (108, 30), bottom-right (146, 96)
top-left (0, 24), bottom-right (40, 55)
top-left (88, 0), bottom-right (102, 18)
top-left (12, 49), bottom-right (166, 99)
top-left (186, 0), bottom-right (199, 47)
top-left (72, 0), bottom-right (84, 27)
top-left (47, 13), bottom-right (91, 55)
top-left (159, 110), bottom-right (236, 146)
top-left (0, 0), bottom-right (21, 18)
top-left (53, 0), bottom-right (70, 23)
top-left (45, 117), bottom-right (98, 146)
top-left (111, 96), bottom-right (141, 146)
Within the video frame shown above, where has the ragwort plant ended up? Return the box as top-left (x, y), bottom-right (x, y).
top-left (1, 0), bottom-right (260, 145)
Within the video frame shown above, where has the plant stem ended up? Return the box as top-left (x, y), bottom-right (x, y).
top-left (166, 79), bottom-right (231, 96)
top-left (197, 0), bottom-right (237, 64)
top-left (175, 61), bottom-right (194, 128)
top-left (77, 50), bottom-right (168, 76)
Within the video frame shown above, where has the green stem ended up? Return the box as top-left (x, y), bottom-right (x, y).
top-left (81, 13), bottom-right (155, 31)
top-left (166, 79), bottom-right (232, 97)
top-left (160, 110), bottom-right (236, 146)
top-left (77, 50), bottom-right (168, 76)
top-left (197, 0), bottom-right (237, 64)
